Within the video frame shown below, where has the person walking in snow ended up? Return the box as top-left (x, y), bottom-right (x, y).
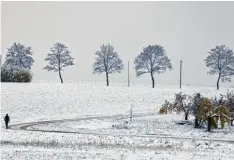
top-left (4, 114), bottom-right (10, 129)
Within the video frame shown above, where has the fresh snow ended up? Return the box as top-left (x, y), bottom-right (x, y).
top-left (27, 114), bottom-right (234, 140)
top-left (1, 82), bottom-right (234, 159)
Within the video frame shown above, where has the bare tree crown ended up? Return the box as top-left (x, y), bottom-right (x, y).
top-left (205, 45), bottom-right (234, 83)
top-left (134, 44), bottom-right (172, 77)
top-left (93, 44), bottom-right (123, 74)
top-left (4, 42), bottom-right (34, 70)
top-left (43, 42), bottom-right (74, 72)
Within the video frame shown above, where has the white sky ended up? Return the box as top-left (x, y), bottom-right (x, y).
top-left (1, 1), bottom-right (234, 87)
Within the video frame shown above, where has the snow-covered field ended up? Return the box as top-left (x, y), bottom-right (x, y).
top-left (1, 82), bottom-right (231, 123)
top-left (1, 82), bottom-right (234, 159)
top-left (27, 114), bottom-right (234, 140)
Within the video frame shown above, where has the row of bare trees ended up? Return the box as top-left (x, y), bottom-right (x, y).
top-left (2, 42), bottom-right (234, 89)
top-left (1, 42), bottom-right (74, 83)
top-left (93, 44), bottom-right (173, 88)
top-left (93, 44), bottom-right (234, 89)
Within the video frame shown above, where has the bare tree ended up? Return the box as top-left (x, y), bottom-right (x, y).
top-left (134, 45), bottom-right (172, 88)
top-left (93, 44), bottom-right (124, 86)
top-left (43, 42), bottom-right (74, 83)
top-left (174, 93), bottom-right (193, 121)
top-left (3, 42), bottom-right (34, 70)
top-left (205, 45), bottom-right (234, 90)
top-left (159, 92), bottom-right (200, 121)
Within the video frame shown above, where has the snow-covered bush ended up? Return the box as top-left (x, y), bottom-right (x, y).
top-left (159, 92), bottom-right (197, 121)
top-left (1, 67), bottom-right (33, 82)
top-left (1, 67), bottom-right (15, 82)
top-left (159, 100), bottom-right (174, 114)
top-left (159, 92), bottom-right (232, 131)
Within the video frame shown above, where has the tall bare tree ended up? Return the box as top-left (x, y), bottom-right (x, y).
top-left (3, 42), bottom-right (34, 70)
top-left (205, 45), bottom-right (234, 90)
top-left (134, 45), bottom-right (172, 88)
top-left (93, 44), bottom-right (124, 86)
top-left (43, 42), bottom-right (74, 83)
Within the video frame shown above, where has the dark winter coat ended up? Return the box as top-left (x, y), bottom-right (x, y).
top-left (4, 115), bottom-right (10, 123)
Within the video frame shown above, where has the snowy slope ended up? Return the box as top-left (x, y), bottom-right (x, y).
top-left (1, 82), bottom-right (231, 124)
top-left (1, 82), bottom-right (234, 160)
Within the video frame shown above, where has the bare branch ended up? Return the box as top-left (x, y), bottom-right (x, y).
top-left (93, 44), bottom-right (124, 75)
top-left (134, 44), bottom-right (173, 77)
top-left (205, 45), bottom-right (234, 83)
top-left (3, 42), bottom-right (34, 70)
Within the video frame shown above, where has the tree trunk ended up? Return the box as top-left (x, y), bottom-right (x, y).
top-left (130, 109), bottom-right (132, 122)
top-left (59, 70), bottom-right (63, 83)
top-left (217, 73), bottom-right (221, 90)
top-left (106, 72), bottom-right (109, 86)
top-left (151, 72), bottom-right (155, 88)
top-left (185, 112), bottom-right (188, 121)
top-left (207, 116), bottom-right (212, 132)
top-left (195, 116), bottom-right (199, 128)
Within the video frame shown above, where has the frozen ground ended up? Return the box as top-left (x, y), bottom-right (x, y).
top-left (1, 82), bottom-right (231, 123)
top-left (1, 82), bottom-right (234, 159)
top-left (2, 143), bottom-right (234, 160)
top-left (26, 114), bottom-right (234, 140)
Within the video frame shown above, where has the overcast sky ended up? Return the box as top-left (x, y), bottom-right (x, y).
top-left (1, 1), bottom-right (234, 87)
